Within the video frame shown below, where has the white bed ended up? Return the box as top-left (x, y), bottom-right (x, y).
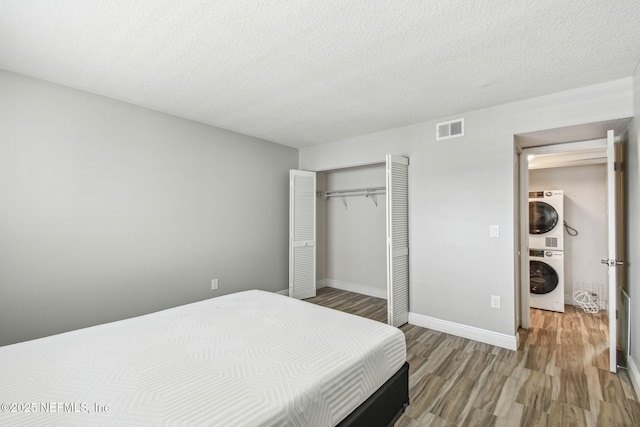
top-left (0, 290), bottom-right (407, 426)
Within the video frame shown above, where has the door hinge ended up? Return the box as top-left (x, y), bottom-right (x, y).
top-left (616, 310), bottom-right (618, 320)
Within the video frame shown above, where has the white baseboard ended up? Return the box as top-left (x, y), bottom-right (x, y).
top-left (408, 312), bottom-right (519, 351)
top-left (316, 279), bottom-right (330, 289)
top-left (629, 356), bottom-right (640, 398)
top-left (319, 279), bottom-right (387, 299)
top-left (277, 280), bottom-right (385, 299)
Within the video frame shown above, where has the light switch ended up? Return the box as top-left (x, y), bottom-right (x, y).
top-left (490, 225), bottom-right (500, 238)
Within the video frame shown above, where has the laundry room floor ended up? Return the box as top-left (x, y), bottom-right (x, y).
top-left (306, 288), bottom-right (640, 426)
top-left (524, 305), bottom-right (610, 372)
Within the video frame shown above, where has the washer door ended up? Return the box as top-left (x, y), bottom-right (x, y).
top-left (530, 260), bottom-right (559, 294)
top-left (529, 201), bottom-right (559, 234)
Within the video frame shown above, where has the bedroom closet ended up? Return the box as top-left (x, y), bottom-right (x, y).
top-left (317, 164), bottom-right (387, 299)
top-left (289, 155), bottom-right (409, 327)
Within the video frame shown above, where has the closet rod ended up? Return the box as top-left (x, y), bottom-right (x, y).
top-left (317, 186), bottom-right (386, 199)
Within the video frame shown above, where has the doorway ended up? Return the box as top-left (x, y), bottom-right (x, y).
top-left (289, 155), bottom-right (410, 327)
top-left (515, 118), bottom-right (631, 373)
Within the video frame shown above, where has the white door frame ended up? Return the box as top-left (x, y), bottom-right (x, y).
top-left (517, 138), bottom-right (608, 330)
top-left (312, 155), bottom-right (411, 327)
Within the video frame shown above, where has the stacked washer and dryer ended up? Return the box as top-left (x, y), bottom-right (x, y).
top-left (529, 190), bottom-right (565, 313)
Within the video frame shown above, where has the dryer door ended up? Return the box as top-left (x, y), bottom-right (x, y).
top-left (530, 260), bottom-right (559, 294)
top-left (529, 201), bottom-right (559, 234)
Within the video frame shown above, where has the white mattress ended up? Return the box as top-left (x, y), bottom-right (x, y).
top-left (0, 290), bottom-right (406, 426)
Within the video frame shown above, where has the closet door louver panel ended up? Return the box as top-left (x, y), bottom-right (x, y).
top-left (386, 155), bottom-right (409, 327)
top-left (289, 170), bottom-right (316, 299)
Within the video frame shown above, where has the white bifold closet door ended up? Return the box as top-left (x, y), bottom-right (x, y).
top-left (386, 155), bottom-right (410, 327)
top-left (289, 170), bottom-right (316, 299)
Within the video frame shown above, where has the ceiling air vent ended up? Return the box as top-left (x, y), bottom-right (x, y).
top-left (436, 118), bottom-right (464, 141)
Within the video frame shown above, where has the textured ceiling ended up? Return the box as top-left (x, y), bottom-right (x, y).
top-left (1, 1), bottom-right (640, 148)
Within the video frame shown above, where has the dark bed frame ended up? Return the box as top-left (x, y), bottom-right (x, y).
top-left (337, 362), bottom-right (410, 427)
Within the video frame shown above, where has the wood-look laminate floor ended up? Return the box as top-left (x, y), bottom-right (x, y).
top-left (305, 287), bottom-right (640, 427)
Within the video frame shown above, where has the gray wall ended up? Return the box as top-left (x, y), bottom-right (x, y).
top-left (322, 164), bottom-right (386, 296)
top-left (316, 172), bottom-right (328, 282)
top-left (529, 165), bottom-right (608, 305)
top-left (0, 71), bottom-right (298, 346)
top-left (300, 78), bottom-right (633, 338)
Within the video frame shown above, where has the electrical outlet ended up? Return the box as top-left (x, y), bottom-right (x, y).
top-left (211, 279), bottom-right (219, 290)
top-left (491, 295), bottom-right (500, 309)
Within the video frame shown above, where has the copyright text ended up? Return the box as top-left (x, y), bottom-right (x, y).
top-left (1, 402), bottom-right (111, 414)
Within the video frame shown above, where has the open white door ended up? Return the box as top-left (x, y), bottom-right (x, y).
top-left (386, 155), bottom-right (409, 327)
top-left (604, 129), bottom-right (625, 373)
top-left (518, 150), bottom-right (530, 329)
top-left (289, 170), bottom-right (316, 299)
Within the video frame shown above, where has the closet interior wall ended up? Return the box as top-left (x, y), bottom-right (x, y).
top-left (316, 164), bottom-right (387, 298)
